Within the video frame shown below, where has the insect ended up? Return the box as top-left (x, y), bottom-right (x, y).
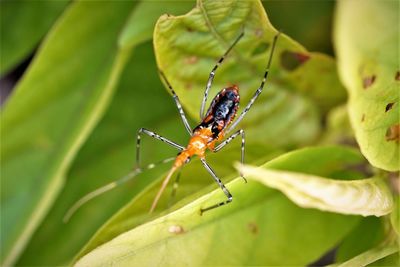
top-left (64, 31), bottom-right (279, 222)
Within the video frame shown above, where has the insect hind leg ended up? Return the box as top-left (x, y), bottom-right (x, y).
top-left (63, 156), bottom-right (175, 223)
top-left (199, 158), bottom-right (233, 215)
top-left (213, 129), bottom-right (246, 183)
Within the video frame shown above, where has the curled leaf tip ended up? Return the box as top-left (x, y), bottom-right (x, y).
top-left (239, 164), bottom-right (393, 217)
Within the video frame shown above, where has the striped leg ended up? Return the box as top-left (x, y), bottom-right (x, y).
top-left (200, 31), bottom-right (244, 119)
top-left (227, 32), bottom-right (280, 133)
top-left (214, 129), bottom-right (246, 183)
top-left (136, 128), bottom-right (184, 169)
top-left (63, 157), bottom-right (175, 223)
top-left (200, 158), bottom-right (232, 214)
top-left (159, 71), bottom-right (192, 135)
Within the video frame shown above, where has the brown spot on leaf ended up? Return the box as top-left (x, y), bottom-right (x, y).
top-left (185, 56), bottom-right (198, 64)
top-left (362, 75), bottom-right (376, 89)
top-left (247, 222), bottom-right (258, 235)
top-left (185, 83), bottom-right (192, 90)
top-left (254, 29), bottom-right (263, 38)
top-left (385, 103), bottom-right (395, 112)
top-left (361, 114), bottom-right (365, 122)
top-left (168, 225), bottom-right (184, 234)
top-left (395, 71), bottom-right (400, 81)
top-left (280, 50), bottom-right (310, 71)
top-left (386, 124), bottom-right (400, 142)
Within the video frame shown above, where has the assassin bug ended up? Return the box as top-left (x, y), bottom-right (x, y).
top-left (64, 31), bottom-right (279, 222)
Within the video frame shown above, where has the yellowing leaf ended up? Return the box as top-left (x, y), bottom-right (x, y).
top-left (335, 0), bottom-right (400, 171)
top-left (240, 165), bottom-right (393, 216)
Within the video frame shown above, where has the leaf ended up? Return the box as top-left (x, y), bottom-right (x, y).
top-left (240, 166), bottom-right (393, 217)
top-left (336, 243), bottom-right (398, 267)
top-left (335, 0), bottom-right (400, 171)
top-left (74, 141), bottom-right (280, 262)
top-left (319, 105), bottom-right (356, 146)
top-left (0, 1), bottom-right (135, 265)
top-left (154, 0), bottom-right (346, 149)
top-left (0, 0), bottom-right (69, 75)
top-left (391, 196), bottom-right (399, 236)
top-left (14, 2), bottom-right (196, 265)
top-left (14, 43), bottom-right (179, 266)
top-left (369, 252), bottom-right (400, 266)
top-left (335, 217), bottom-right (385, 262)
top-left (74, 146), bottom-right (365, 266)
top-left (239, 146), bottom-right (393, 217)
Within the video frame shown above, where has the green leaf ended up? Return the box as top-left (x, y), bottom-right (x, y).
top-left (335, 0), bottom-right (400, 171)
top-left (13, 1), bottom-right (196, 265)
top-left (0, 0), bottom-right (69, 75)
top-left (319, 105), bottom-right (356, 146)
top-left (154, 0), bottom-right (346, 148)
top-left (75, 146), bottom-right (364, 266)
top-left (336, 244), bottom-right (398, 267)
top-left (14, 42), bottom-right (183, 267)
top-left (369, 252), bottom-right (400, 266)
top-left (391, 196), bottom-right (399, 236)
top-left (0, 1), bottom-right (134, 265)
top-left (241, 166), bottom-right (393, 217)
top-left (74, 141), bottom-right (280, 262)
top-left (335, 217), bottom-right (385, 262)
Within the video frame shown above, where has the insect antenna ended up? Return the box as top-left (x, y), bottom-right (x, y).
top-left (63, 157), bottom-right (175, 223)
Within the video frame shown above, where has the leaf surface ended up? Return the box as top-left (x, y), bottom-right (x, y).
top-left (154, 0), bottom-right (347, 149)
top-left (241, 166), bottom-right (393, 216)
top-left (0, 0), bottom-right (68, 75)
top-left (0, 1), bottom-right (134, 265)
top-left (335, 0), bottom-right (400, 171)
top-left (74, 146), bottom-right (366, 266)
top-left (335, 217), bottom-right (385, 262)
top-left (13, 1), bottom-right (195, 265)
top-left (337, 244), bottom-right (398, 267)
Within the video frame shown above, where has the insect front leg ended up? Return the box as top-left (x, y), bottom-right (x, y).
top-left (213, 129), bottom-right (246, 183)
top-left (136, 128), bottom-right (184, 169)
top-left (200, 31), bottom-right (244, 120)
top-left (158, 71), bottom-right (193, 135)
top-left (199, 158), bottom-right (233, 214)
top-left (226, 32), bottom-right (280, 133)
